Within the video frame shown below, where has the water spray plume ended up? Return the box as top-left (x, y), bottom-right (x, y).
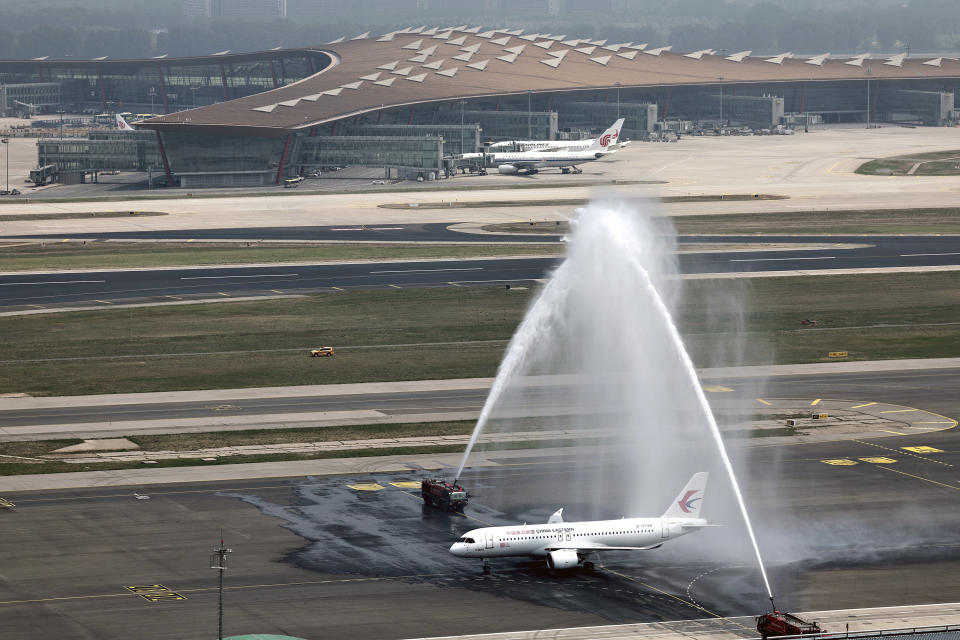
top-left (457, 200), bottom-right (774, 602)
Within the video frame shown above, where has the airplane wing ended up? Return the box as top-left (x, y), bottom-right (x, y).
top-left (545, 542), bottom-right (663, 552)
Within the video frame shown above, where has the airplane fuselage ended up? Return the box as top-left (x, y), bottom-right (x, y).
top-left (450, 515), bottom-right (706, 559)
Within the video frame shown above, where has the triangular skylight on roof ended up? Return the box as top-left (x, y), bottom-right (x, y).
top-left (575, 46), bottom-right (597, 55)
top-left (410, 26), bottom-right (425, 33)
top-left (252, 104), bottom-right (277, 113)
top-left (532, 40), bottom-right (553, 49)
top-left (644, 46), bottom-right (671, 56)
top-left (391, 66), bottom-right (413, 75)
top-left (540, 57), bottom-right (562, 69)
top-left (422, 59), bottom-right (445, 70)
top-left (497, 53), bottom-right (518, 64)
top-left (401, 39), bottom-right (424, 50)
top-left (549, 34), bottom-right (566, 41)
top-left (490, 36), bottom-right (511, 46)
top-left (765, 52), bottom-right (793, 64)
top-left (844, 54), bottom-right (869, 67)
top-left (461, 43), bottom-right (481, 53)
top-left (447, 35), bottom-right (467, 46)
top-left (884, 53), bottom-right (906, 67)
top-left (301, 94), bottom-right (322, 101)
top-left (359, 72), bottom-right (382, 81)
top-left (466, 59), bottom-right (489, 71)
top-left (725, 50), bottom-right (751, 62)
top-left (408, 54), bottom-right (429, 63)
top-left (805, 53), bottom-right (830, 66)
top-left (422, 27), bottom-right (437, 36)
top-left (617, 50), bottom-right (638, 60)
top-left (92, 56), bottom-right (108, 61)
top-left (278, 99), bottom-right (301, 107)
top-left (376, 32), bottom-right (395, 42)
top-left (340, 81), bottom-right (363, 89)
top-left (923, 57), bottom-right (942, 67)
top-left (590, 56), bottom-right (611, 66)
top-left (519, 34), bottom-right (540, 41)
top-left (506, 29), bottom-right (524, 36)
top-left (504, 45), bottom-right (526, 55)
top-left (373, 77), bottom-right (396, 86)
top-left (434, 31), bottom-right (453, 39)
top-left (464, 26), bottom-right (482, 34)
top-left (418, 45), bottom-right (438, 56)
top-left (591, 39), bottom-right (607, 46)
top-left (351, 31), bottom-right (370, 40)
top-left (407, 73), bottom-right (427, 82)
top-left (323, 88), bottom-right (343, 96)
top-left (452, 51), bottom-right (474, 62)
top-left (561, 39), bottom-right (580, 47)
top-left (377, 61), bottom-right (400, 70)
top-left (602, 44), bottom-right (624, 52)
top-left (548, 49), bottom-right (568, 59)
top-left (326, 37), bottom-right (344, 44)
top-left (436, 67), bottom-right (458, 77)
top-left (627, 43), bottom-right (648, 50)
top-left (684, 49), bottom-right (711, 60)
top-left (477, 30), bottom-right (496, 38)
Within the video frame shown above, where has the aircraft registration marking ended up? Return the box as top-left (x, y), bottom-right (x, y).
top-left (390, 481), bottom-right (422, 489)
top-left (702, 385), bottom-right (733, 393)
top-left (902, 446), bottom-right (944, 454)
top-left (348, 483), bottom-right (385, 491)
top-left (859, 457), bottom-right (897, 464)
top-left (124, 585), bottom-right (187, 602)
top-left (821, 459), bottom-right (857, 466)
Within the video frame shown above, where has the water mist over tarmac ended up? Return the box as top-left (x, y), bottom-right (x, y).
top-left (458, 199), bottom-right (773, 598)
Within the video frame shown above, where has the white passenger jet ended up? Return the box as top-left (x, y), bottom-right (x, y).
top-left (449, 472), bottom-right (710, 574)
top-left (489, 118), bottom-right (627, 152)
top-left (116, 114), bottom-right (136, 131)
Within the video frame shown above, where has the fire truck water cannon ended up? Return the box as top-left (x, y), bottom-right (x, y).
top-left (421, 478), bottom-right (469, 511)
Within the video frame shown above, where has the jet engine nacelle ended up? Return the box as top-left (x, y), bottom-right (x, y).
top-left (497, 164), bottom-right (519, 175)
top-left (546, 549), bottom-right (580, 570)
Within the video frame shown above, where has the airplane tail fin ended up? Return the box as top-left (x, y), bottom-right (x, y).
top-left (661, 472), bottom-right (708, 519)
top-left (590, 118), bottom-right (625, 150)
top-left (116, 114), bottom-right (134, 131)
top-left (547, 508), bottom-right (564, 524)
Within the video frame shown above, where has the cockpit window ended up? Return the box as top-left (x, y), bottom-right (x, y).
top-left (457, 537), bottom-right (476, 544)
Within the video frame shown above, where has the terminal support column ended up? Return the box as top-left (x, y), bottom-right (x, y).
top-left (154, 131), bottom-right (174, 187)
top-left (156, 64), bottom-right (170, 114)
top-left (97, 68), bottom-right (107, 111)
top-left (275, 134), bottom-right (292, 185)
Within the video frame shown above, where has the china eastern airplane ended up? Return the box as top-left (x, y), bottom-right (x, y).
top-left (450, 472), bottom-right (710, 574)
top-left (489, 118), bottom-right (627, 152)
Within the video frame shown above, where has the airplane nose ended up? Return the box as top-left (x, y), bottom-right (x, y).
top-left (449, 543), bottom-right (465, 557)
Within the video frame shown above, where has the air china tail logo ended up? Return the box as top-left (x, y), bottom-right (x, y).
top-left (600, 133), bottom-right (612, 147)
top-left (678, 490), bottom-right (701, 513)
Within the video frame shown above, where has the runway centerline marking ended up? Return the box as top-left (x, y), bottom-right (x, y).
top-left (756, 398), bottom-right (771, 406)
top-left (370, 267), bottom-right (483, 274)
top-left (180, 273), bottom-right (299, 280)
top-left (0, 279), bottom-right (106, 286)
top-left (729, 256), bottom-right (836, 263)
top-left (900, 252), bottom-right (960, 257)
top-left (702, 385), bottom-right (733, 393)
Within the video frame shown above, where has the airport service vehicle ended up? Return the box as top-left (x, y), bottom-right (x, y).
top-left (450, 472), bottom-right (712, 574)
top-left (489, 119), bottom-right (626, 152)
top-left (284, 176), bottom-right (304, 188)
top-left (422, 478), bottom-right (468, 511)
top-left (309, 347), bottom-right (335, 357)
top-left (757, 611), bottom-right (823, 638)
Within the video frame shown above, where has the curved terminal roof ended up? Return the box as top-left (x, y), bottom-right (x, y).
top-left (140, 26), bottom-right (960, 136)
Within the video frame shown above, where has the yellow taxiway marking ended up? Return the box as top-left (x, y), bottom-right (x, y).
top-left (217, 292), bottom-right (230, 297)
top-left (702, 385), bottom-right (733, 393)
top-left (125, 584), bottom-right (187, 602)
top-left (851, 402), bottom-right (877, 409)
top-left (94, 299), bottom-right (113, 305)
top-left (388, 284), bottom-right (402, 289)
top-left (878, 429), bottom-right (907, 436)
top-left (810, 398), bottom-right (822, 406)
top-left (756, 398), bottom-right (772, 406)
top-left (601, 568), bottom-right (739, 624)
top-left (913, 421), bottom-right (955, 425)
top-left (822, 459), bottom-right (857, 466)
top-left (880, 408), bottom-right (918, 414)
top-left (877, 466), bottom-right (960, 492)
top-left (859, 456), bottom-right (897, 464)
top-left (331, 286), bottom-right (345, 291)
top-left (854, 439), bottom-right (953, 467)
top-left (347, 483), bottom-right (385, 491)
top-left (903, 446), bottom-right (944, 454)
top-left (390, 481), bottom-right (422, 489)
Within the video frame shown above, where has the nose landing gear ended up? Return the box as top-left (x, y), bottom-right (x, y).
top-left (482, 558), bottom-right (491, 575)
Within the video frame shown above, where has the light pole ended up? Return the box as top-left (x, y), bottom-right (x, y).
top-left (148, 87), bottom-right (157, 113)
top-left (527, 89), bottom-right (532, 139)
top-left (460, 100), bottom-right (465, 154)
top-left (615, 82), bottom-right (621, 120)
top-left (209, 535), bottom-right (233, 640)
top-left (865, 67), bottom-right (872, 129)
top-left (1, 138), bottom-right (8, 194)
top-left (57, 109), bottom-right (64, 140)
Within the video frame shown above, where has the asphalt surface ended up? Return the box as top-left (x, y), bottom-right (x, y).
top-left (2, 368), bottom-right (959, 434)
top-left (1, 423), bottom-right (958, 640)
top-left (3, 234), bottom-right (960, 311)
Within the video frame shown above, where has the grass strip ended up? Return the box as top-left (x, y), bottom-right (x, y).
top-left (857, 150), bottom-right (960, 175)
top-left (484, 208), bottom-right (960, 235)
top-left (380, 194), bottom-right (784, 209)
top-left (2, 273), bottom-right (960, 396)
top-left (0, 241), bottom-right (562, 272)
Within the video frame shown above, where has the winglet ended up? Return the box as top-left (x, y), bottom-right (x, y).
top-left (661, 472), bottom-right (708, 518)
top-left (590, 118), bottom-right (625, 150)
top-left (547, 508), bottom-right (564, 524)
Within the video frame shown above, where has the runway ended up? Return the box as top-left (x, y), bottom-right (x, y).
top-left (2, 234), bottom-right (960, 312)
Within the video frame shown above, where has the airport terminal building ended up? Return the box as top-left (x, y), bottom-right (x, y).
top-left (4, 26), bottom-right (960, 186)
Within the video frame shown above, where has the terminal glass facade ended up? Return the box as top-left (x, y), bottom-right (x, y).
top-left (421, 109), bottom-right (558, 141)
top-left (38, 130), bottom-right (160, 171)
top-left (556, 101), bottom-right (658, 139)
top-left (0, 83), bottom-right (61, 117)
top-left (343, 124), bottom-right (480, 155)
top-left (297, 136), bottom-right (444, 173)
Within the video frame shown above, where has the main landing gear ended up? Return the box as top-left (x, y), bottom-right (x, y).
top-left (482, 558), bottom-right (491, 575)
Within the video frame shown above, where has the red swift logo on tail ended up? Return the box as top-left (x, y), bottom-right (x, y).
top-left (678, 490), bottom-right (701, 513)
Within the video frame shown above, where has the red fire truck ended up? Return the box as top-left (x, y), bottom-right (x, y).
top-left (421, 479), bottom-right (468, 511)
top-left (757, 611), bottom-right (824, 638)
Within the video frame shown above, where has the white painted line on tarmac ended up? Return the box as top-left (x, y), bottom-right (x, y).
top-left (729, 256), bottom-right (836, 262)
top-left (900, 252), bottom-right (960, 257)
top-left (370, 267), bottom-right (483, 274)
top-left (180, 273), bottom-right (299, 280)
top-left (0, 279), bottom-right (105, 286)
